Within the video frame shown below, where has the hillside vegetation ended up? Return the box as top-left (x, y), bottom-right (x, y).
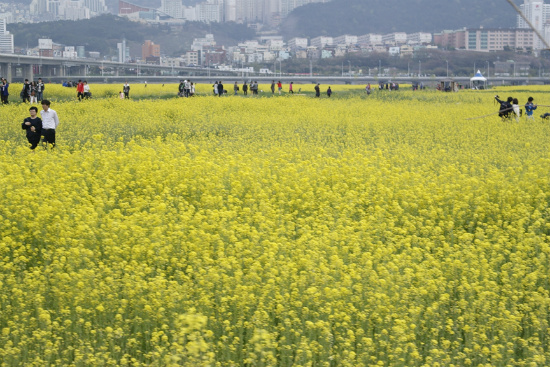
top-left (8, 14), bottom-right (253, 57)
top-left (281, 0), bottom-right (519, 38)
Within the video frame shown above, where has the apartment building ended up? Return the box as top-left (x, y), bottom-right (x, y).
top-left (310, 36), bottom-right (333, 48)
top-left (382, 32), bottom-right (407, 45)
top-left (287, 37), bottom-right (308, 49)
top-left (407, 32), bottom-right (432, 45)
top-left (434, 28), bottom-right (535, 51)
top-left (358, 34), bottom-right (383, 46)
top-left (334, 34), bottom-right (358, 46)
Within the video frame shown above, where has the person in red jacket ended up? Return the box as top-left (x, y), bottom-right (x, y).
top-left (76, 80), bottom-right (84, 101)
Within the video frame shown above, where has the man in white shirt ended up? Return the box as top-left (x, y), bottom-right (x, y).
top-left (40, 100), bottom-right (60, 149)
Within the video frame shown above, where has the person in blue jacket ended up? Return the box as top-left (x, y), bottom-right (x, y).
top-left (525, 97), bottom-right (537, 121)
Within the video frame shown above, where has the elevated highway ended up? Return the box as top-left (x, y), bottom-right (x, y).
top-left (0, 53), bottom-right (548, 86)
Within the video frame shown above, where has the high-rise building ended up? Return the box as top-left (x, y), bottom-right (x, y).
top-left (0, 18), bottom-right (14, 53)
top-left (161, 0), bottom-right (183, 18)
top-left (30, 0), bottom-right (106, 19)
top-left (517, 0), bottom-right (550, 48)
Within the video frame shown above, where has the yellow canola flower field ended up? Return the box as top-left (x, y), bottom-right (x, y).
top-left (1, 85), bottom-right (550, 367)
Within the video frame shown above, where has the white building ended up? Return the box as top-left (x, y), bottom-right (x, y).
top-left (197, 0), bottom-right (223, 23)
top-left (358, 34), bottom-right (383, 45)
top-left (334, 34), bottom-right (358, 46)
top-left (288, 37), bottom-right (308, 49)
top-left (268, 39), bottom-right (284, 50)
top-left (407, 32), bottom-right (432, 44)
top-left (382, 32), bottom-right (407, 45)
top-left (517, 0), bottom-right (550, 49)
top-left (30, 0), bottom-right (105, 19)
top-left (311, 36), bottom-right (333, 48)
top-left (161, 0), bottom-right (183, 18)
top-left (0, 18), bottom-right (13, 54)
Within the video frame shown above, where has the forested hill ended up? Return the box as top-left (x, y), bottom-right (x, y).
top-left (8, 15), bottom-right (253, 57)
top-left (281, 0), bottom-right (520, 38)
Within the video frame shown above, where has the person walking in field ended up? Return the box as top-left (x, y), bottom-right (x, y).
top-left (123, 82), bottom-right (130, 99)
top-left (495, 95), bottom-right (513, 120)
top-left (277, 80), bottom-right (282, 95)
top-left (21, 79), bottom-right (31, 103)
top-left (217, 81), bottom-right (224, 97)
top-left (40, 100), bottom-right (59, 149)
top-left (36, 78), bottom-right (45, 102)
top-left (327, 86), bottom-right (332, 98)
top-left (213, 81), bottom-right (219, 96)
top-left (525, 97), bottom-right (537, 121)
top-left (1, 78), bottom-right (9, 104)
top-left (29, 81), bottom-right (38, 104)
top-left (22, 106), bottom-right (42, 150)
top-left (271, 80), bottom-right (275, 94)
top-left (243, 81), bottom-right (248, 95)
top-left (76, 80), bottom-right (84, 101)
top-left (83, 81), bottom-right (91, 99)
top-left (234, 81), bottom-right (239, 95)
top-left (512, 98), bottom-right (520, 122)
top-left (289, 82), bottom-right (293, 94)
top-left (314, 83), bottom-right (320, 98)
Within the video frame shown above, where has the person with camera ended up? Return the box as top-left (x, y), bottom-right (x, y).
top-left (495, 95), bottom-right (513, 120)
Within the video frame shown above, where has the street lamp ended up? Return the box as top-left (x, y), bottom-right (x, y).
top-left (419, 60), bottom-right (421, 77)
top-left (486, 61), bottom-right (489, 78)
top-left (348, 60), bottom-right (351, 76)
top-left (309, 59), bottom-right (312, 77)
top-left (378, 59), bottom-right (381, 76)
top-left (341, 62), bottom-right (344, 77)
top-left (446, 60), bottom-right (449, 77)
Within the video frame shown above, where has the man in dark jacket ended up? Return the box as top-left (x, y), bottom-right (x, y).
top-left (217, 81), bottom-right (224, 96)
top-left (22, 106), bottom-right (42, 150)
top-left (21, 79), bottom-right (31, 103)
top-left (314, 83), bottom-right (320, 97)
top-left (495, 96), bottom-right (513, 119)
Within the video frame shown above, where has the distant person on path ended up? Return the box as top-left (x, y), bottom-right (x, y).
top-left (289, 82), bottom-right (293, 94)
top-left (1, 78), bottom-right (9, 104)
top-left (243, 81), bottom-right (248, 95)
top-left (22, 106), bottom-right (42, 150)
top-left (217, 81), bottom-right (224, 96)
top-left (234, 82), bottom-right (239, 95)
top-left (271, 80), bottom-right (275, 94)
top-left (327, 86), bottom-right (332, 98)
top-left (76, 80), bottom-right (84, 101)
top-left (36, 78), bottom-right (45, 102)
top-left (314, 83), bottom-right (320, 97)
top-left (30, 81), bottom-right (38, 104)
top-left (123, 82), bottom-right (130, 99)
top-left (40, 100), bottom-right (59, 149)
top-left (495, 95), bottom-right (513, 120)
top-left (525, 97), bottom-right (537, 120)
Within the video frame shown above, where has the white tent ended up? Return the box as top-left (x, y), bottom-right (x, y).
top-left (470, 70), bottom-right (487, 89)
